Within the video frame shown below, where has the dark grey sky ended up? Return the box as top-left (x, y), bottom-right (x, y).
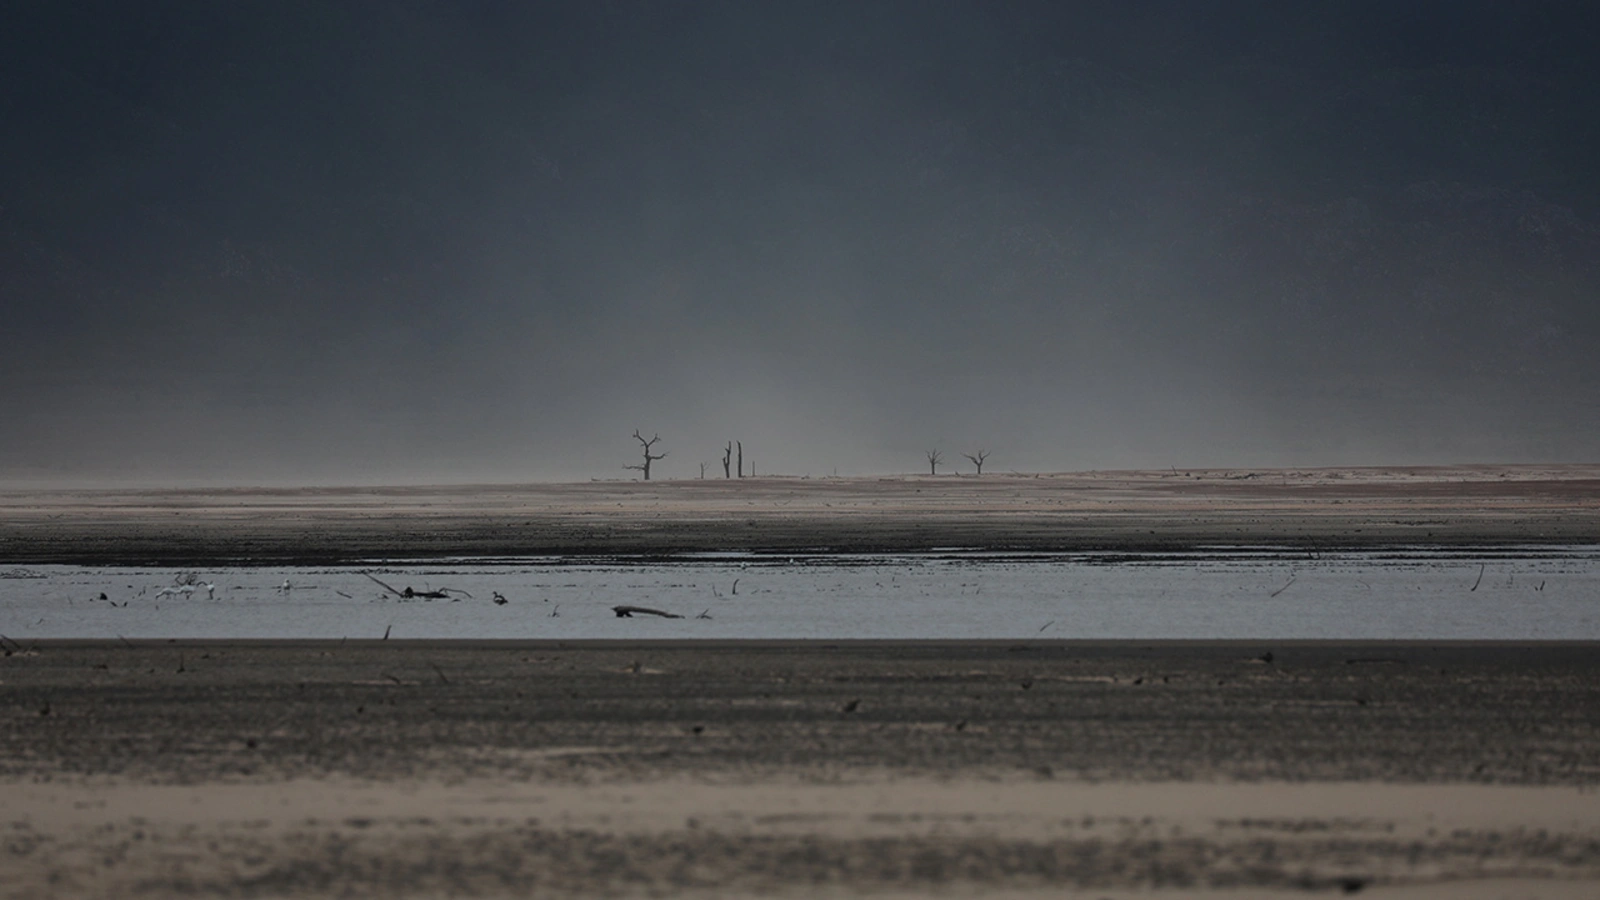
top-left (3, 1), bottom-right (1598, 484)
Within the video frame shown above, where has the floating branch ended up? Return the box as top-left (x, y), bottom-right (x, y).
top-left (364, 572), bottom-right (405, 595)
top-left (401, 587), bottom-right (463, 600)
top-left (1270, 575), bottom-right (1296, 598)
top-left (611, 602), bottom-right (681, 614)
top-left (362, 572), bottom-right (469, 600)
top-left (1470, 564), bottom-right (1486, 592)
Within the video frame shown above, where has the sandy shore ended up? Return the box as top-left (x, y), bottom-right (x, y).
top-left (3, 640), bottom-right (1599, 897)
top-left (2, 465), bottom-right (1599, 564)
top-left (4, 467), bottom-right (1598, 895)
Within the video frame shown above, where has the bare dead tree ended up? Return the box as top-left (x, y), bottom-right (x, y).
top-left (722, 442), bottom-right (733, 478)
top-left (737, 440), bottom-right (744, 478)
top-left (699, 461), bottom-right (707, 479)
top-left (963, 450), bottom-right (990, 475)
top-left (926, 449), bottom-right (943, 475)
top-left (624, 430), bottom-right (667, 480)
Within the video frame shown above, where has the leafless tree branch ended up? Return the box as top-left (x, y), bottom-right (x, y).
top-left (626, 430), bottom-right (667, 480)
top-left (963, 450), bottom-right (990, 475)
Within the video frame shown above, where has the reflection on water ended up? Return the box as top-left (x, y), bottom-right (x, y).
top-left (3, 547), bottom-right (1597, 641)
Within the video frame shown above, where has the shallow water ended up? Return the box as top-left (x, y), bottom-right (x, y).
top-left (2, 546), bottom-right (1597, 641)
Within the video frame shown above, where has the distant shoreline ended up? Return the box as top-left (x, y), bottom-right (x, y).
top-left (3, 464), bottom-right (1597, 565)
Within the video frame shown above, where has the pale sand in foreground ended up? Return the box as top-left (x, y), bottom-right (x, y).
top-left (8, 778), bottom-right (1600, 899)
top-left (3, 641), bottom-right (1598, 897)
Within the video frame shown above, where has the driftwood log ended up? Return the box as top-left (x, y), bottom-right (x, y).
top-left (612, 605), bottom-right (683, 619)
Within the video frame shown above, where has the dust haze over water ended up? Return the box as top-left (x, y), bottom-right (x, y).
top-left (3, 2), bottom-right (1598, 486)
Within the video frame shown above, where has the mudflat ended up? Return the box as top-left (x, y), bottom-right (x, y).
top-left (3, 640), bottom-right (1599, 898)
top-left (3, 464), bottom-right (1599, 564)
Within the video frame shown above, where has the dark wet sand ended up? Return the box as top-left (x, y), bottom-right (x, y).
top-left (4, 640), bottom-right (1599, 897)
top-left (3, 464), bottom-right (1599, 564)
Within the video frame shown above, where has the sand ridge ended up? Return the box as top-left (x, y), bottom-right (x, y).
top-left (3, 464), bottom-right (1598, 564)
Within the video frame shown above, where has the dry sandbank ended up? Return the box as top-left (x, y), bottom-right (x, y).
top-left (3, 464), bottom-right (1598, 564)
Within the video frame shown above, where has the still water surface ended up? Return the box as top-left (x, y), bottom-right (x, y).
top-left (3, 547), bottom-right (1597, 641)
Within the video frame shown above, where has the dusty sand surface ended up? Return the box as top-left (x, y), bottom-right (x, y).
top-left (2, 465), bottom-right (1598, 564)
top-left (3, 640), bottom-right (1599, 898)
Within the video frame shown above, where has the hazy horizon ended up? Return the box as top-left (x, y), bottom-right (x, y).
top-left (6, 2), bottom-right (1599, 486)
